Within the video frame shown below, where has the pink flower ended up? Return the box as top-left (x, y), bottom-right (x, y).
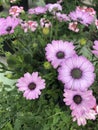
top-left (92, 40), bottom-right (98, 57)
top-left (55, 12), bottom-right (70, 22)
top-left (46, 3), bottom-right (62, 14)
top-left (68, 22), bottom-right (79, 32)
top-left (64, 89), bottom-right (97, 126)
top-left (69, 9), bottom-right (94, 26)
top-left (58, 56), bottom-right (95, 91)
top-left (20, 20), bottom-right (28, 33)
top-left (16, 72), bottom-right (46, 100)
top-left (27, 20), bottom-right (38, 32)
top-left (0, 18), bottom-right (6, 35)
top-left (28, 6), bottom-right (47, 15)
top-left (40, 18), bottom-right (52, 28)
top-left (95, 105), bottom-right (98, 114)
top-left (63, 89), bottom-right (96, 111)
top-left (72, 109), bottom-right (97, 126)
top-left (0, 16), bottom-right (19, 35)
top-left (45, 40), bottom-right (76, 68)
top-left (76, 6), bottom-right (87, 12)
top-left (9, 6), bottom-right (24, 17)
top-left (76, 6), bottom-right (96, 16)
top-left (95, 19), bottom-right (98, 29)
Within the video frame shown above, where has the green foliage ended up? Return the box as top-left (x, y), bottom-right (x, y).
top-left (0, 0), bottom-right (98, 130)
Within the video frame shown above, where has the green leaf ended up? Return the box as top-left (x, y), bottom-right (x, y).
top-left (14, 119), bottom-right (22, 130)
top-left (2, 122), bottom-right (13, 130)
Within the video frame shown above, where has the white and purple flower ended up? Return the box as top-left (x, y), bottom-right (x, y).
top-left (16, 72), bottom-right (46, 100)
top-left (58, 56), bottom-right (95, 91)
top-left (45, 40), bottom-right (76, 68)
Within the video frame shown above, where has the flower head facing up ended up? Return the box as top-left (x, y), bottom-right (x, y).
top-left (16, 72), bottom-right (46, 100)
top-left (0, 16), bottom-right (19, 35)
top-left (46, 3), bottom-right (62, 14)
top-left (58, 56), bottom-right (95, 91)
top-left (45, 40), bottom-right (76, 68)
top-left (69, 9), bottom-right (94, 26)
top-left (76, 6), bottom-right (96, 16)
top-left (63, 89), bottom-right (96, 113)
top-left (92, 40), bottom-right (98, 57)
top-left (9, 6), bottom-right (24, 17)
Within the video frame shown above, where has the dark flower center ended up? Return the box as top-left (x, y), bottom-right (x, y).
top-left (6, 26), bottom-right (12, 32)
top-left (71, 68), bottom-right (82, 79)
top-left (56, 51), bottom-right (65, 59)
top-left (77, 17), bottom-right (83, 22)
top-left (28, 82), bottom-right (36, 90)
top-left (73, 95), bottom-right (82, 104)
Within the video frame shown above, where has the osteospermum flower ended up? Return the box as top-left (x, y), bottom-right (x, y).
top-left (46, 3), bottom-right (62, 14)
top-left (45, 40), bottom-right (76, 68)
top-left (55, 12), bottom-right (70, 22)
top-left (63, 89), bottom-right (96, 113)
top-left (0, 18), bottom-right (6, 35)
top-left (9, 6), bottom-right (24, 17)
top-left (16, 72), bottom-right (46, 100)
top-left (69, 9), bottom-right (94, 26)
top-left (28, 6), bottom-right (47, 15)
top-left (58, 56), bottom-right (95, 91)
top-left (76, 6), bottom-right (96, 16)
top-left (68, 22), bottom-right (79, 32)
top-left (0, 16), bottom-right (19, 35)
top-left (92, 40), bottom-right (98, 56)
top-left (72, 109), bottom-right (97, 126)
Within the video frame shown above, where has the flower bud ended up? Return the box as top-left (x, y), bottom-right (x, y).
top-left (32, 43), bottom-right (38, 48)
top-left (42, 27), bottom-right (49, 35)
top-left (79, 38), bottom-right (87, 45)
top-left (43, 61), bottom-right (51, 69)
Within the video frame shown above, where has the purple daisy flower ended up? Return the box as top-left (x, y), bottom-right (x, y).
top-left (92, 40), bottom-right (98, 57)
top-left (45, 40), bottom-right (76, 68)
top-left (28, 6), bottom-right (47, 15)
top-left (0, 16), bottom-right (19, 35)
top-left (0, 18), bottom-right (6, 35)
top-left (63, 89), bottom-right (96, 114)
top-left (69, 9), bottom-right (94, 26)
top-left (58, 56), bottom-right (95, 91)
top-left (55, 12), bottom-right (70, 22)
top-left (16, 72), bottom-right (46, 100)
top-left (72, 109), bottom-right (97, 126)
top-left (46, 3), bottom-right (62, 14)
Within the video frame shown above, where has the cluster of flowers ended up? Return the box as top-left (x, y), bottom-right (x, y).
top-left (0, 0), bottom-right (98, 126)
top-left (45, 40), bottom-right (97, 126)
